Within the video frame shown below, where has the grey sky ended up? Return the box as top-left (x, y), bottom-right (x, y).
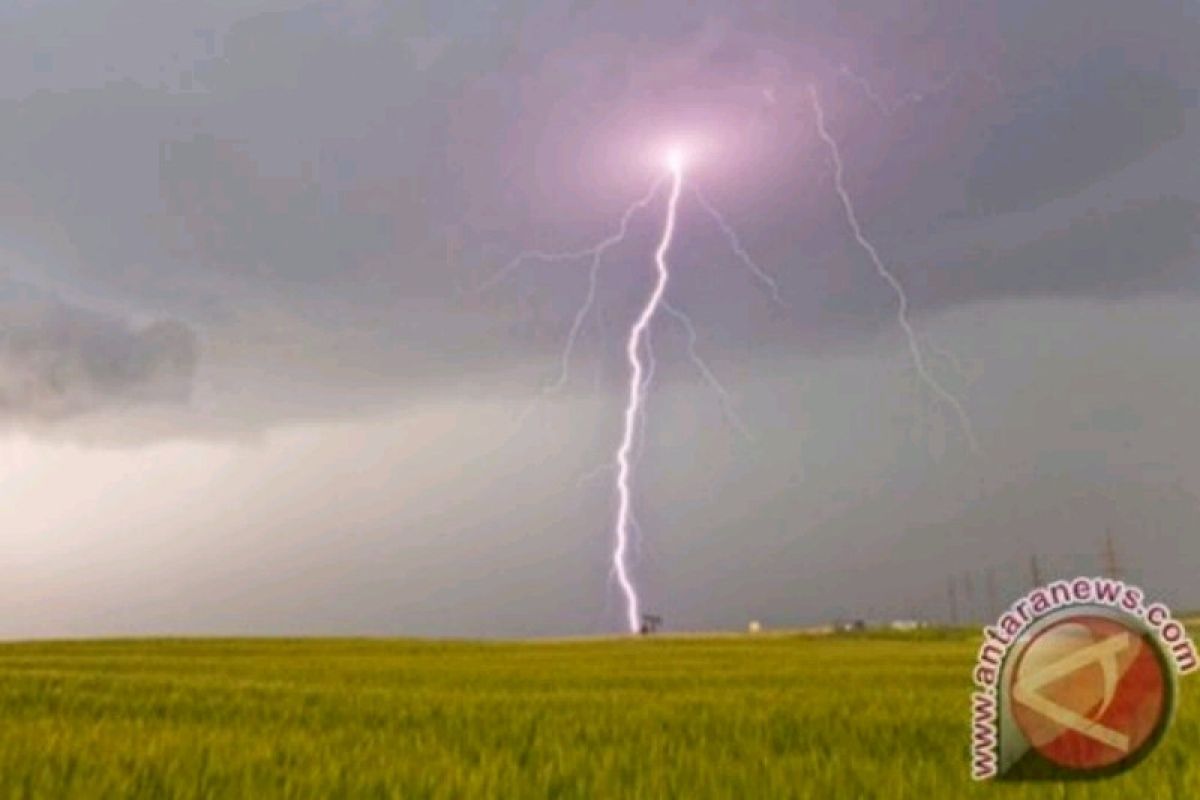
top-left (2, 0), bottom-right (1198, 637)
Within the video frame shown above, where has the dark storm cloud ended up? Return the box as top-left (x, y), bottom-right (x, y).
top-left (910, 196), bottom-right (1200, 312)
top-left (0, 0), bottom-right (1197, 426)
top-left (965, 52), bottom-right (1190, 215)
top-left (157, 134), bottom-right (396, 283)
top-left (0, 282), bottom-right (197, 421)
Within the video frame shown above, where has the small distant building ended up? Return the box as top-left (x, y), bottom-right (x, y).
top-left (889, 619), bottom-right (924, 632)
top-left (748, 620), bottom-right (762, 634)
top-left (639, 614), bottom-right (662, 635)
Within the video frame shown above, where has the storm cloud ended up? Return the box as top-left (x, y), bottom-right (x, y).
top-left (0, 1), bottom-right (1195, 405)
top-left (0, 283), bottom-right (196, 422)
top-left (2, 0), bottom-right (1199, 637)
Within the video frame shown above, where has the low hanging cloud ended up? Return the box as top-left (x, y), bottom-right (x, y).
top-left (909, 196), bottom-right (1200, 313)
top-left (0, 285), bottom-right (197, 422)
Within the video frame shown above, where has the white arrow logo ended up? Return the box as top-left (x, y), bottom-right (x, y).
top-left (1012, 632), bottom-right (1135, 753)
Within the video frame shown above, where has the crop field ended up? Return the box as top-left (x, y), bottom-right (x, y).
top-left (0, 632), bottom-right (1194, 798)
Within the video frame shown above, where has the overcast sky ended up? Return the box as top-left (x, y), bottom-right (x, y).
top-left (2, 0), bottom-right (1199, 637)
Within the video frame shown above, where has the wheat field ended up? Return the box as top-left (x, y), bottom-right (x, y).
top-left (0, 633), bottom-right (1193, 798)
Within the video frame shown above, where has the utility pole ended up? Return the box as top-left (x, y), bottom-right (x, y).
top-left (1103, 528), bottom-right (1122, 580)
top-left (1030, 553), bottom-right (1043, 589)
top-left (948, 576), bottom-right (959, 625)
top-left (986, 567), bottom-right (998, 620)
top-left (962, 572), bottom-right (976, 624)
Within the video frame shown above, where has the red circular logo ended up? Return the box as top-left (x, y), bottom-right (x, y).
top-left (1009, 614), bottom-right (1171, 772)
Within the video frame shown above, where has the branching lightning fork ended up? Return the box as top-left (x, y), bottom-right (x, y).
top-left (692, 187), bottom-right (786, 308)
top-left (481, 177), bottom-right (665, 434)
top-left (494, 86), bottom-right (979, 633)
top-left (808, 85), bottom-right (979, 452)
top-left (490, 147), bottom-right (773, 632)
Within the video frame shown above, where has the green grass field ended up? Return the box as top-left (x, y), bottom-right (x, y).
top-left (0, 632), bottom-right (1194, 798)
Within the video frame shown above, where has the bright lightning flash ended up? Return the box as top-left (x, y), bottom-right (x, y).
top-left (612, 147), bottom-right (685, 632)
top-left (665, 147), bottom-right (685, 174)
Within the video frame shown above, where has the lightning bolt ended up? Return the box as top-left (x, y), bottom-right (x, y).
top-left (481, 178), bottom-right (664, 423)
top-left (612, 154), bottom-right (684, 632)
top-left (497, 81), bottom-right (977, 634)
top-left (691, 187), bottom-right (786, 308)
top-left (835, 64), bottom-right (962, 117)
top-left (825, 69), bottom-right (983, 423)
top-left (808, 85), bottom-right (979, 452)
top-left (632, 317), bottom-right (657, 468)
top-left (660, 299), bottom-right (751, 440)
top-left (833, 61), bottom-right (1005, 118)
